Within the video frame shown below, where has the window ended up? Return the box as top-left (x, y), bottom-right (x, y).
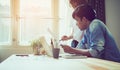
top-left (19, 0), bottom-right (53, 45)
top-left (19, 0), bottom-right (72, 46)
top-left (0, 0), bottom-right (72, 46)
top-left (0, 0), bottom-right (11, 45)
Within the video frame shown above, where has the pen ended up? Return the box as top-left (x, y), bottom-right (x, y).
top-left (16, 54), bottom-right (29, 57)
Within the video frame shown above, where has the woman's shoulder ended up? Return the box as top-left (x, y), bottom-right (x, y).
top-left (89, 19), bottom-right (106, 32)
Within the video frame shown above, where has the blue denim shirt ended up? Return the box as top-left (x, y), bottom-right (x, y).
top-left (77, 19), bottom-right (120, 62)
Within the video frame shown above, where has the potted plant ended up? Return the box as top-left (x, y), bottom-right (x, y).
top-left (31, 38), bottom-right (45, 55)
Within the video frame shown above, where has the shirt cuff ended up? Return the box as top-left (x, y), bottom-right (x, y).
top-left (88, 48), bottom-right (98, 57)
top-left (88, 46), bottom-right (104, 57)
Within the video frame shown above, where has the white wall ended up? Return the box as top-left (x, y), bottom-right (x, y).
top-left (105, 0), bottom-right (120, 49)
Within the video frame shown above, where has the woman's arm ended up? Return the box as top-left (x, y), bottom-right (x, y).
top-left (61, 45), bottom-right (92, 57)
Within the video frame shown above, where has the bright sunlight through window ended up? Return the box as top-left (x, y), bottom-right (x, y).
top-left (0, 0), bottom-right (11, 45)
top-left (19, 0), bottom-right (52, 45)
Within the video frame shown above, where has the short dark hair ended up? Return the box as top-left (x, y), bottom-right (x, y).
top-left (70, 0), bottom-right (88, 5)
top-left (72, 4), bottom-right (96, 21)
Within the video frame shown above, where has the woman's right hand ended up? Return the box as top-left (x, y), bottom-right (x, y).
top-left (60, 44), bottom-right (74, 54)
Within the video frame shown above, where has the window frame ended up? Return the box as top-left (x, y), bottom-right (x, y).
top-left (0, 0), bottom-right (60, 48)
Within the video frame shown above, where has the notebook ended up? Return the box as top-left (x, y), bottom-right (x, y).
top-left (60, 53), bottom-right (87, 59)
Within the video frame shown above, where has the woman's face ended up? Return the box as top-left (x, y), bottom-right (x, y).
top-left (74, 16), bottom-right (89, 31)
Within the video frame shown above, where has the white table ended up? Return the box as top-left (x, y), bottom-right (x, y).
top-left (0, 54), bottom-right (120, 70)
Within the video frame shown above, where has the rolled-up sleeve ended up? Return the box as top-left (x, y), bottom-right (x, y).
top-left (88, 44), bottom-right (104, 57)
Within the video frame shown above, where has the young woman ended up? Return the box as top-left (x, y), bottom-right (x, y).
top-left (61, 4), bottom-right (120, 62)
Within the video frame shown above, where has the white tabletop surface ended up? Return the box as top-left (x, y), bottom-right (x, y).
top-left (0, 54), bottom-right (120, 70)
